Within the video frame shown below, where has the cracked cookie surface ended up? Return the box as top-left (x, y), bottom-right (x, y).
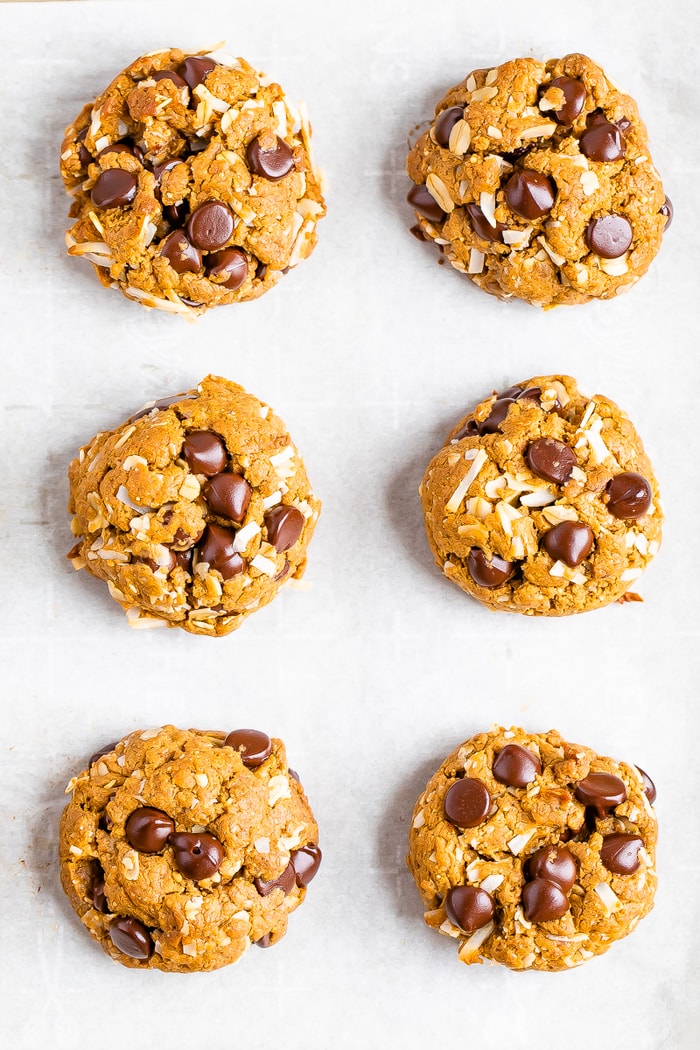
top-left (59, 725), bottom-right (321, 972)
top-left (60, 47), bottom-right (325, 317)
top-left (67, 374), bottom-right (321, 635)
top-left (406, 54), bottom-right (670, 306)
top-left (420, 375), bottom-right (661, 615)
top-left (407, 726), bottom-right (657, 972)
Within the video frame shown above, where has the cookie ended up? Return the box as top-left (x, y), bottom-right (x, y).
top-left (59, 725), bottom-right (322, 972)
top-left (406, 54), bottom-right (670, 306)
top-left (407, 726), bottom-right (657, 972)
top-left (419, 375), bottom-right (661, 615)
top-left (60, 47), bottom-right (325, 317)
top-left (67, 375), bottom-right (321, 635)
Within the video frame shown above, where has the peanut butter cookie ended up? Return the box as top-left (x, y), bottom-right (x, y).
top-left (406, 54), bottom-right (670, 306)
top-left (407, 726), bottom-right (657, 971)
top-left (60, 47), bottom-right (325, 317)
top-left (420, 375), bottom-right (661, 615)
top-left (67, 375), bottom-right (321, 635)
top-left (60, 725), bottom-right (322, 971)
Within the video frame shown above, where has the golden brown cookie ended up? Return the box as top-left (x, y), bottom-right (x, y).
top-left (60, 47), bottom-right (325, 317)
top-left (407, 726), bottom-right (657, 972)
top-left (59, 725), bottom-right (322, 972)
top-left (420, 375), bottom-right (662, 615)
top-left (406, 54), bottom-right (671, 306)
top-left (67, 375), bottom-right (321, 635)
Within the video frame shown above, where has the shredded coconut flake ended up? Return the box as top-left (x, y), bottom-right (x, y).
top-left (445, 449), bottom-right (488, 513)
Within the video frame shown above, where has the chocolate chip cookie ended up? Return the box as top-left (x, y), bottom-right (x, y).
top-left (406, 54), bottom-right (670, 306)
top-left (67, 375), bottom-right (321, 635)
top-left (59, 725), bottom-right (322, 971)
top-left (419, 375), bottom-right (661, 615)
top-left (407, 727), bottom-right (657, 971)
top-left (60, 47), bottom-right (325, 316)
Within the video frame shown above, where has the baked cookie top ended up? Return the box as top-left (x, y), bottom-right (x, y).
top-left (407, 726), bottom-right (657, 971)
top-left (407, 54), bottom-right (670, 306)
top-left (60, 47), bottom-right (325, 317)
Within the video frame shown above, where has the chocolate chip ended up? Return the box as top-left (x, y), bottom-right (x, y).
top-left (164, 202), bottom-right (189, 226)
top-left (205, 248), bottom-right (249, 290)
top-left (172, 526), bottom-right (203, 551)
top-left (186, 201), bottom-right (235, 251)
top-left (89, 742), bottom-right (117, 767)
top-left (181, 431), bottom-right (228, 476)
top-left (479, 397), bottom-right (516, 434)
top-left (465, 203), bottom-right (506, 242)
top-left (204, 473), bottom-right (251, 523)
top-left (636, 766), bottom-right (657, 804)
top-left (178, 56), bottom-right (217, 91)
top-left (548, 76), bottom-right (586, 125)
top-left (541, 521), bottom-right (594, 568)
top-left (264, 504), bottom-right (305, 552)
top-left (600, 833), bottom-right (644, 875)
top-left (76, 128), bottom-right (92, 167)
top-left (97, 142), bottom-right (144, 164)
top-left (585, 214), bottom-right (633, 258)
top-left (605, 472), bottom-right (652, 519)
top-left (291, 844), bottom-right (322, 887)
top-left (152, 70), bottom-right (188, 89)
top-left (224, 729), bottom-right (272, 767)
top-left (434, 106), bottom-right (465, 147)
top-left (127, 392), bottom-right (196, 423)
top-left (197, 524), bottom-right (245, 579)
top-left (445, 885), bottom-right (495, 933)
top-left (255, 933), bottom-right (273, 948)
top-left (169, 832), bottom-right (224, 881)
top-left (174, 548), bottom-right (193, 572)
top-left (125, 807), bottom-right (175, 853)
top-left (580, 121), bottom-right (626, 162)
top-left (160, 230), bottom-right (203, 274)
top-left (444, 777), bottom-right (491, 828)
top-left (133, 550), bottom-right (176, 573)
top-left (660, 195), bottom-right (673, 230)
top-left (526, 846), bottom-right (577, 892)
top-left (492, 744), bottom-right (541, 787)
top-left (254, 861), bottom-right (296, 897)
top-left (521, 878), bottom-right (569, 923)
top-left (247, 134), bottom-right (295, 181)
top-left (504, 170), bottom-right (556, 219)
top-left (109, 916), bottom-right (153, 960)
top-left (407, 183), bottom-right (446, 224)
top-left (152, 157), bottom-right (183, 187)
top-left (575, 772), bottom-right (627, 817)
top-left (255, 259), bottom-right (268, 281)
top-left (526, 437), bottom-right (576, 485)
top-left (90, 169), bottom-right (138, 209)
top-left (467, 549), bottom-right (515, 589)
top-left (92, 869), bottom-right (110, 913)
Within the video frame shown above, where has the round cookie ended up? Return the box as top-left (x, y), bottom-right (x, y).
top-left (60, 725), bottom-right (322, 972)
top-left (407, 726), bottom-right (657, 972)
top-left (60, 47), bottom-right (325, 317)
top-left (419, 375), bottom-right (661, 615)
top-left (406, 53), bottom-right (670, 307)
top-left (67, 375), bottom-right (321, 635)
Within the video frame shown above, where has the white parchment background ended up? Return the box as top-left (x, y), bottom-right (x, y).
top-left (1, 1), bottom-right (698, 1047)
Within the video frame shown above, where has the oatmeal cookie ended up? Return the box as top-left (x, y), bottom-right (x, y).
top-left (406, 54), bottom-right (671, 306)
top-left (420, 375), bottom-right (661, 615)
top-left (60, 47), bottom-right (325, 317)
top-left (59, 725), bottom-right (322, 972)
top-left (407, 726), bottom-right (657, 971)
top-left (67, 375), bottom-right (321, 635)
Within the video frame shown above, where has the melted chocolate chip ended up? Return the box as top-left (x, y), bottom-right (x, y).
top-left (204, 473), bottom-right (252, 523)
top-left (504, 170), bottom-right (556, 220)
top-left (186, 201), bottom-right (235, 251)
top-left (492, 744), bottom-right (541, 787)
top-left (197, 524), bottom-right (245, 579)
top-left (206, 248), bottom-right (249, 290)
top-left (92, 868), bottom-right (110, 913)
top-left (291, 844), bottom-right (322, 886)
top-left (526, 437), bottom-right (576, 485)
top-left (434, 106), bottom-right (465, 147)
top-left (541, 521), bottom-right (594, 568)
top-left (479, 397), bottom-right (516, 434)
top-left (264, 504), bottom-right (305, 552)
top-left (96, 141), bottom-right (144, 164)
top-left (247, 135), bottom-right (295, 181)
top-left (580, 121), bottom-right (626, 162)
top-left (575, 772), bottom-right (627, 817)
top-left (89, 742), bottom-right (117, 767)
top-left (181, 431), bottom-right (228, 476)
top-left (522, 878), bottom-right (569, 923)
top-left (526, 846), bottom-right (577, 892)
top-left (600, 833), bottom-right (643, 875)
top-left (445, 885), bottom-right (495, 933)
top-left (169, 832), bottom-right (223, 880)
top-left (254, 861), bottom-right (296, 897)
top-left (636, 766), bottom-right (657, 805)
top-left (467, 549), bottom-right (514, 589)
top-left (127, 392), bottom-right (195, 423)
top-left (125, 807), bottom-right (175, 853)
top-left (255, 933), bottom-right (273, 948)
top-left (444, 778), bottom-right (491, 828)
top-left (465, 203), bottom-right (506, 242)
top-left (660, 196), bottom-right (673, 230)
top-left (174, 548), bottom-right (193, 572)
top-left (605, 472), bottom-right (652, 519)
top-left (224, 729), bottom-right (272, 767)
top-left (548, 76), bottom-right (586, 125)
top-left (109, 916), bottom-right (153, 960)
top-left (152, 157), bottom-right (183, 187)
top-left (90, 169), bottom-right (138, 209)
top-left (160, 230), bottom-right (203, 274)
top-left (152, 69), bottom-right (188, 90)
top-left (178, 56), bottom-right (217, 91)
top-left (76, 128), bottom-right (92, 167)
top-left (407, 183), bottom-right (446, 224)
